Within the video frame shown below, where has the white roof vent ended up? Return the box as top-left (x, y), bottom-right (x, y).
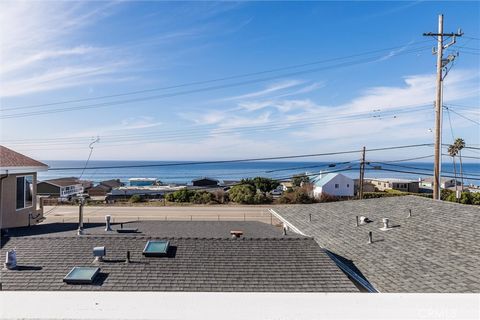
top-left (380, 218), bottom-right (393, 231)
top-left (93, 246), bottom-right (106, 262)
top-left (4, 249), bottom-right (17, 270)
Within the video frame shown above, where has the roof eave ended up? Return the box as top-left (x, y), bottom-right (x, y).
top-left (0, 166), bottom-right (49, 174)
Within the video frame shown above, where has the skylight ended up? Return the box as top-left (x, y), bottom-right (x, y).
top-left (143, 240), bottom-right (170, 257)
top-left (63, 267), bottom-right (100, 284)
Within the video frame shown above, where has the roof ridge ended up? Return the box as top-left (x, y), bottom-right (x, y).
top-left (13, 235), bottom-right (311, 241)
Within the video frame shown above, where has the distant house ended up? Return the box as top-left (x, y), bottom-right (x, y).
top-left (279, 181), bottom-right (293, 191)
top-left (88, 179), bottom-right (124, 197)
top-left (192, 177), bottom-right (219, 187)
top-left (37, 177), bottom-right (84, 199)
top-left (129, 178), bottom-right (158, 187)
top-left (312, 173), bottom-right (354, 198)
top-left (0, 145), bottom-right (48, 229)
top-left (369, 178), bottom-right (419, 193)
top-left (353, 179), bottom-right (375, 195)
top-left (420, 177), bottom-right (459, 189)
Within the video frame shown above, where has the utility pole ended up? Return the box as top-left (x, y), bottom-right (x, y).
top-left (359, 146), bottom-right (366, 199)
top-left (423, 14), bottom-right (462, 200)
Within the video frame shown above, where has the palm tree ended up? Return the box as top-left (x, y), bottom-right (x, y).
top-left (448, 144), bottom-right (458, 194)
top-left (454, 138), bottom-right (465, 190)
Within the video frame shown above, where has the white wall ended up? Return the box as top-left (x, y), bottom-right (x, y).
top-left (314, 174), bottom-right (354, 197)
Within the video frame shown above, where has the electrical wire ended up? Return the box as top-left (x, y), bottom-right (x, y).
top-left (46, 143), bottom-right (433, 171)
top-left (1, 40), bottom-right (432, 112)
top-left (0, 46), bottom-right (432, 119)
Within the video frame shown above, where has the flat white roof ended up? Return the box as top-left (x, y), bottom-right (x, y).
top-left (128, 178), bottom-right (158, 181)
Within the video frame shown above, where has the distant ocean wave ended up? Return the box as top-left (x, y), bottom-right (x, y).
top-left (38, 160), bottom-right (480, 185)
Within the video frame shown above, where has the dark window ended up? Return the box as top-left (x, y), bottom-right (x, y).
top-left (335, 184), bottom-right (339, 189)
top-left (347, 184), bottom-right (350, 188)
top-left (16, 175), bottom-right (33, 210)
top-left (25, 176), bottom-right (33, 207)
top-left (16, 177), bottom-right (25, 209)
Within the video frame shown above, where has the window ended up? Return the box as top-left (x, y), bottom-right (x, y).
top-left (143, 240), bottom-right (170, 256)
top-left (63, 267), bottom-right (100, 284)
top-left (347, 184), bottom-right (350, 188)
top-left (334, 184), bottom-right (339, 189)
top-left (16, 175), bottom-right (33, 210)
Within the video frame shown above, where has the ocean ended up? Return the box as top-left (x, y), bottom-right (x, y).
top-left (38, 160), bottom-right (480, 186)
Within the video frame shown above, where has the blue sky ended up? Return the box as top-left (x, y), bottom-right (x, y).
top-left (1, 1), bottom-right (479, 162)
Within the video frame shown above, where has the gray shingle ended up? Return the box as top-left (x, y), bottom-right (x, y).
top-left (272, 195), bottom-right (480, 293)
top-left (0, 235), bottom-right (358, 292)
top-left (1, 221), bottom-right (358, 292)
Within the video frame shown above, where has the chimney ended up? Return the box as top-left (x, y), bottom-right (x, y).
top-left (4, 249), bottom-right (17, 270)
top-left (105, 215), bottom-right (113, 231)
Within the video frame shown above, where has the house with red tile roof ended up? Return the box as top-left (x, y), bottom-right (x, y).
top-left (0, 146), bottom-right (48, 229)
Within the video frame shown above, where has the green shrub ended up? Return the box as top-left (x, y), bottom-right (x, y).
top-left (229, 184), bottom-right (256, 204)
top-left (129, 194), bottom-right (143, 203)
top-left (191, 191), bottom-right (215, 204)
top-left (253, 192), bottom-right (272, 204)
top-left (278, 187), bottom-right (315, 204)
top-left (240, 177), bottom-right (279, 193)
top-left (292, 174), bottom-right (310, 187)
top-left (166, 189), bottom-right (196, 202)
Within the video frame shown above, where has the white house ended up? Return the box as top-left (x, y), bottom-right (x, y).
top-left (313, 173), bottom-right (354, 198)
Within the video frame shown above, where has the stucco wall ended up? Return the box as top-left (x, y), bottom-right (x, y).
top-left (314, 175), bottom-right (354, 197)
top-left (0, 173), bottom-right (43, 229)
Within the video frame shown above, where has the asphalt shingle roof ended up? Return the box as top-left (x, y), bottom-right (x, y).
top-left (272, 196), bottom-right (480, 293)
top-left (1, 221), bottom-right (358, 292)
top-left (4, 221), bottom-right (300, 238)
top-left (0, 145), bottom-right (48, 168)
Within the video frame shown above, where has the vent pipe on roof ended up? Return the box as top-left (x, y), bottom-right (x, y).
top-left (368, 231), bottom-right (373, 244)
top-left (309, 213), bottom-right (312, 222)
top-left (126, 251), bottom-right (131, 263)
top-left (380, 218), bottom-right (392, 231)
top-left (283, 226), bottom-right (287, 236)
top-left (4, 249), bottom-right (17, 270)
top-left (93, 246), bottom-right (106, 263)
top-left (230, 230), bottom-right (243, 239)
top-left (356, 216), bottom-right (359, 227)
top-left (407, 209), bottom-right (412, 218)
top-left (105, 215), bottom-right (112, 231)
top-left (77, 197), bottom-right (85, 235)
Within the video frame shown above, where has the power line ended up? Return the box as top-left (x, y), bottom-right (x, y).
top-left (1, 41), bottom-right (432, 112)
top-left (442, 153), bottom-right (480, 160)
top-left (369, 155), bottom-right (434, 163)
top-left (4, 104), bottom-right (433, 149)
top-left (46, 144), bottom-right (433, 171)
top-left (0, 46), bottom-right (432, 119)
top-left (443, 106), bottom-right (480, 125)
top-left (368, 161), bottom-right (480, 177)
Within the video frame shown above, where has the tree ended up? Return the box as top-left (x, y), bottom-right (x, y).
top-left (166, 189), bottom-right (195, 202)
top-left (448, 143), bottom-right (459, 196)
top-left (292, 173), bottom-right (310, 187)
top-left (454, 138), bottom-right (465, 190)
top-left (229, 184), bottom-right (256, 204)
top-left (240, 177), bottom-right (279, 193)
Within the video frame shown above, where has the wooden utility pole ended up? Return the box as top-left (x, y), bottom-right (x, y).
top-left (359, 146), bottom-right (366, 199)
top-left (423, 14), bottom-right (462, 200)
